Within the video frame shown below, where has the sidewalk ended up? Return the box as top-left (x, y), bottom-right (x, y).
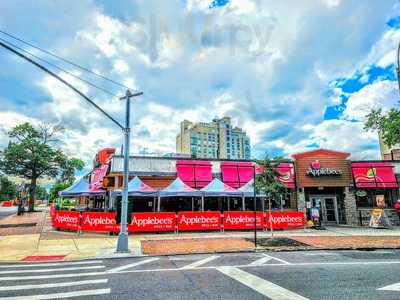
top-left (2, 226), bottom-right (400, 262)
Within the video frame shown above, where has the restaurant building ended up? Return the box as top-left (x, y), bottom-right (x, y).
top-left (62, 147), bottom-right (400, 229)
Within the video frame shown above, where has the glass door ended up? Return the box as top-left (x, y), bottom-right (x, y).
top-left (321, 197), bottom-right (338, 224)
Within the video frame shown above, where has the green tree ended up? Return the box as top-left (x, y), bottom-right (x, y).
top-left (34, 185), bottom-right (49, 201)
top-left (59, 158), bottom-right (84, 184)
top-left (254, 157), bottom-right (287, 202)
top-left (0, 123), bottom-right (84, 211)
top-left (364, 107), bottom-right (400, 148)
top-left (49, 182), bottom-right (71, 203)
top-left (0, 176), bottom-right (17, 201)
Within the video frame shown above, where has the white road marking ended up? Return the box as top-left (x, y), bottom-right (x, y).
top-left (0, 265), bottom-right (105, 275)
top-left (0, 279), bottom-right (108, 291)
top-left (248, 256), bottom-right (273, 266)
top-left (217, 266), bottom-right (309, 300)
top-left (180, 255), bottom-right (220, 269)
top-left (0, 271), bottom-right (105, 281)
top-left (0, 288), bottom-right (111, 300)
top-left (262, 254), bottom-right (291, 264)
top-left (107, 257), bottom-right (160, 273)
top-left (304, 252), bottom-right (337, 256)
top-left (377, 282), bottom-right (400, 291)
top-left (0, 260), bottom-right (103, 268)
top-left (2, 259), bottom-right (400, 281)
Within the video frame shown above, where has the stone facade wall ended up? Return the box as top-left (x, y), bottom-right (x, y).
top-left (357, 208), bottom-right (400, 226)
top-left (296, 190), bottom-right (306, 213)
top-left (343, 187), bottom-right (358, 226)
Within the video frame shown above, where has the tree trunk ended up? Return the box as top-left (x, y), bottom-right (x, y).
top-left (28, 177), bottom-right (37, 212)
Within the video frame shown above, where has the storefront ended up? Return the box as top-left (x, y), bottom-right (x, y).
top-left (351, 161), bottom-right (400, 226)
top-left (293, 149), bottom-right (356, 225)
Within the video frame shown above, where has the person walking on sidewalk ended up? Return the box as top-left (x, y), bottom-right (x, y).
top-left (394, 199), bottom-right (400, 224)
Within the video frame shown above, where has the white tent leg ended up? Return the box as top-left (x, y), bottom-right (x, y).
top-left (242, 195), bottom-right (245, 211)
top-left (157, 195), bottom-right (161, 212)
top-left (201, 195), bottom-right (204, 211)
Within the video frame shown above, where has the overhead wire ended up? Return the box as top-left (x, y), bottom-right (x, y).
top-left (0, 36), bottom-right (120, 98)
top-left (0, 29), bottom-right (139, 93)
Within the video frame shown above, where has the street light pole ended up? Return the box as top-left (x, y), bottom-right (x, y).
top-left (0, 40), bottom-right (144, 252)
top-left (253, 165), bottom-right (257, 248)
top-left (117, 90), bottom-right (143, 253)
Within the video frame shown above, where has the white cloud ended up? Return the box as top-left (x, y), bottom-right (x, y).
top-left (0, 0), bottom-right (399, 167)
top-left (343, 80), bottom-right (398, 121)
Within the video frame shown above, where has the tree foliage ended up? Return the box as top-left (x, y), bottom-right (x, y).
top-left (49, 182), bottom-right (71, 203)
top-left (364, 107), bottom-right (400, 148)
top-left (254, 157), bottom-right (287, 201)
top-left (0, 123), bottom-right (84, 211)
top-left (0, 176), bottom-right (17, 201)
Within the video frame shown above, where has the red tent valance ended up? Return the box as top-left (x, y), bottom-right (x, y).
top-left (221, 161), bottom-right (254, 188)
top-left (351, 162), bottom-right (398, 188)
top-left (176, 160), bottom-right (212, 188)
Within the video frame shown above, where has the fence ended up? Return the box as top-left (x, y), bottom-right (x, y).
top-left (51, 209), bottom-right (305, 233)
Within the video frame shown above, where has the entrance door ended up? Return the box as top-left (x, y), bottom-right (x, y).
top-left (310, 195), bottom-right (338, 224)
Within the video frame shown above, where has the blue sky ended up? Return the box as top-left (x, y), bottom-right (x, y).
top-left (0, 0), bottom-right (400, 178)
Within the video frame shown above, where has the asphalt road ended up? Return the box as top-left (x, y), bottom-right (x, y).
top-left (1, 250), bottom-right (400, 299)
top-left (0, 206), bottom-right (17, 220)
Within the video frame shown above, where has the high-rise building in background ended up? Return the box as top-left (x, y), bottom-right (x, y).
top-left (176, 117), bottom-right (251, 159)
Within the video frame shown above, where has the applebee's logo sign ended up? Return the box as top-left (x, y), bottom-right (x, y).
top-left (180, 215), bottom-right (219, 225)
top-left (56, 214), bottom-right (79, 224)
top-left (269, 215), bottom-right (303, 224)
top-left (306, 160), bottom-right (341, 176)
top-left (225, 214), bottom-right (261, 224)
top-left (83, 215), bottom-right (115, 226)
top-left (131, 216), bottom-right (173, 227)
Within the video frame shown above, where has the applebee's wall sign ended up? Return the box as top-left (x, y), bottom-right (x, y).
top-left (306, 160), bottom-right (341, 177)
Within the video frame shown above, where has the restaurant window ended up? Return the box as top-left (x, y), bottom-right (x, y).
top-left (355, 188), bottom-right (399, 208)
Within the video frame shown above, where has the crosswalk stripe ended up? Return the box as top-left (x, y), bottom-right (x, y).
top-left (180, 255), bottom-right (220, 269)
top-left (0, 288), bottom-right (111, 300)
top-left (217, 266), bottom-right (309, 300)
top-left (0, 279), bottom-right (108, 291)
top-left (107, 258), bottom-right (160, 273)
top-left (0, 265), bottom-right (105, 275)
top-left (0, 260), bottom-right (103, 268)
top-left (262, 254), bottom-right (291, 265)
top-left (248, 256), bottom-right (273, 266)
top-left (0, 271), bottom-right (105, 281)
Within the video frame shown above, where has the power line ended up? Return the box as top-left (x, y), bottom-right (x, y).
top-left (0, 29), bottom-right (138, 92)
top-left (0, 39), bottom-right (125, 130)
top-left (0, 37), bottom-right (119, 98)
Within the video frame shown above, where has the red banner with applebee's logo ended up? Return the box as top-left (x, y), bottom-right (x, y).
top-left (177, 211), bottom-right (221, 231)
top-left (265, 211), bottom-right (305, 229)
top-left (81, 212), bottom-right (117, 232)
top-left (129, 212), bottom-right (176, 232)
top-left (52, 210), bottom-right (80, 231)
top-left (223, 211), bottom-right (264, 230)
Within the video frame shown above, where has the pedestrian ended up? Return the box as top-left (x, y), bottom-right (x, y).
top-left (394, 199), bottom-right (400, 223)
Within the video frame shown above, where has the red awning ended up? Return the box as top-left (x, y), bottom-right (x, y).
top-left (352, 162), bottom-right (398, 188)
top-left (176, 160), bottom-right (212, 188)
top-left (221, 161), bottom-right (254, 188)
top-left (276, 162), bottom-right (295, 189)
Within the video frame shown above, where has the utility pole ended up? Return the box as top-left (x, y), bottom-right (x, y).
top-left (0, 40), bottom-right (143, 253)
top-left (117, 90), bottom-right (142, 253)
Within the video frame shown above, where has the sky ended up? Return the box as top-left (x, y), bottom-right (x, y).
top-left (0, 0), bottom-right (400, 176)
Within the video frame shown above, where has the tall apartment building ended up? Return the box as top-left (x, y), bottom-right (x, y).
top-left (176, 117), bottom-right (251, 159)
